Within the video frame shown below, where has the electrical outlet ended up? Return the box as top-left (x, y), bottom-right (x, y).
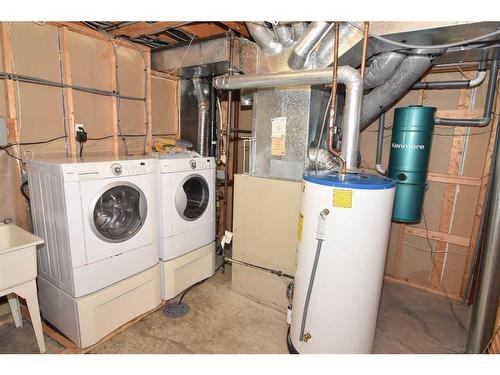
top-left (75, 123), bottom-right (84, 134)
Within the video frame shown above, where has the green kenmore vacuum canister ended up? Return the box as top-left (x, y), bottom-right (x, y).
top-left (388, 105), bottom-right (436, 223)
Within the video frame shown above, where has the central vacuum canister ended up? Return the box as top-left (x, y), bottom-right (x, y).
top-left (288, 172), bottom-right (395, 353)
top-left (388, 105), bottom-right (436, 223)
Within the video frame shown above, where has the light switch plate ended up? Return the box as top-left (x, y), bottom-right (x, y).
top-left (0, 117), bottom-right (8, 147)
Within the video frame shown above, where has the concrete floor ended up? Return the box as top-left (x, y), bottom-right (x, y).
top-left (0, 266), bottom-right (470, 354)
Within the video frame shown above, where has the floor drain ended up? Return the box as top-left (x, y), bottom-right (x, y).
top-left (163, 302), bottom-right (190, 319)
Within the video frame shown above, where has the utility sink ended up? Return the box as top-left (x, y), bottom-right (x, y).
top-left (0, 224), bottom-right (44, 291)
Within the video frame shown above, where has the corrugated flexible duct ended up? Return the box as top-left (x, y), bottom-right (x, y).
top-left (193, 78), bottom-right (210, 156)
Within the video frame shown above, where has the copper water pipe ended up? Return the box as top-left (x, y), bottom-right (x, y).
top-left (327, 22), bottom-right (342, 163)
top-left (360, 21), bottom-right (370, 79)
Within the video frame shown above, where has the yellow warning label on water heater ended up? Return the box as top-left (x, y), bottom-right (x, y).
top-left (297, 213), bottom-right (304, 241)
top-left (333, 189), bottom-right (352, 208)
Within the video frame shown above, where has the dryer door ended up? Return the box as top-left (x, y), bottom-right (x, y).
top-left (175, 174), bottom-right (209, 221)
top-left (92, 183), bottom-right (147, 243)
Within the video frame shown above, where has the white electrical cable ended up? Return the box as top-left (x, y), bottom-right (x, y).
top-left (347, 22), bottom-right (500, 50)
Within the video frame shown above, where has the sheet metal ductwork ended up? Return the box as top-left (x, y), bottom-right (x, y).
top-left (360, 55), bottom-right (433, 131)
top-left (214, 66), bottom-right (363, 171)
top-left (276, 25), bottom-right (295, 47)
top-left (288, 22), bottom-right (332, 70)
top-left (246, 22), bottom-right (282, 54)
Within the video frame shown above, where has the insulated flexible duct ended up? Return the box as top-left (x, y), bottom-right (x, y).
top-left (360, 55), bottom-right (433, 131)
top-left (364, 52), bottom-right (406, 90)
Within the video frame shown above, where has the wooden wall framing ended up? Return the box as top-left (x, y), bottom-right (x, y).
top-left (0, 21), bottom-right (153, 158)
top-left (363, 67), bottom-right (500, 301)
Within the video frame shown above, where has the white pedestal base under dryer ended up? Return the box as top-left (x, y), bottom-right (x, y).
top-left (37, 264), bottom-right (161, 349)
top-left (160, 242), bottom-right (215, 300)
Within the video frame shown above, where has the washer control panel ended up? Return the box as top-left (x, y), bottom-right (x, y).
top-left (68, 159), bottom-right (155, 181)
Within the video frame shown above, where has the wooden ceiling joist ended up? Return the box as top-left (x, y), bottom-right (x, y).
top-left (219, 22), bottom-right (250, 38)
top-left (110, 22), bottom-right (182, 38)
top-left (177, 22), bottom-right (227, 38)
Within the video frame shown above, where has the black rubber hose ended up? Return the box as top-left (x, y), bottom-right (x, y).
top-left (20, 180), bottom-right (30, 203)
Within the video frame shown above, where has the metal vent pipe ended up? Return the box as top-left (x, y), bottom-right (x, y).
top-left (288, 22), bottom-right (332, 70)
top-left (193, 78), bottom-right (209, 156)
top-left (213, 66), bottom-right (363, 171)
top-left (246, 22), bottom-right (282, 54)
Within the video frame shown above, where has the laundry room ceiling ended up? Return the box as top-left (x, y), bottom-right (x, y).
top-left (57, 21), bottom-right (250, 49)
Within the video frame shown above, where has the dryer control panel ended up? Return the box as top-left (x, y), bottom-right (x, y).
top-left (160, 157), bottom-right (215, 173)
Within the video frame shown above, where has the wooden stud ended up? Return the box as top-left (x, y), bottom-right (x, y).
top-left (1, 22), bottom-right (19, 145)
top-left (404, 227), bottom-right (470, 247)
top-left (59, 27), bottom-right (77, 157)
top-left (430, 88), bottom-right (471, 289)
top-left (427, 172), bottom-right (482, 187)
top-left (108, 43), bottom-right (119, 156)
top-left (436, 109), bottom-right (483, 119)
top-left (145, 50), bottom-right (153, 153)
top-left (151, 69), bottom-right (179, 81)
top-left (460, 92), bottom-right (500, 296)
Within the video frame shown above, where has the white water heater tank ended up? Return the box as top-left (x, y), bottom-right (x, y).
top-left (288, 172), bottom-right (395, 353)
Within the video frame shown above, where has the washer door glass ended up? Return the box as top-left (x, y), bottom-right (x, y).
top-left (92, 185), bottom-right (146, 242)
top-left (175, 175), bottom-right (209, 221)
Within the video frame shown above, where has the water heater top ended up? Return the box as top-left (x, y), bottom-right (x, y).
top-left (304, 172), bottom-right (395, 190)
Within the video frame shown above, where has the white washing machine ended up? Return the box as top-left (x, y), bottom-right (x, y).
top-left (27, 156), bottom-right (161, 348)
top-left (157, 155), bottom-right (216, 299)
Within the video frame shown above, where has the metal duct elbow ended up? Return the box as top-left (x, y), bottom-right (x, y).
top-left (193, 78), bottom-right (210, 156)
top-left (337, 66), bottom-right (364, 171)
top-left (292, 22), bottom-right (308, 40)
top-left (246, 22), bottom-right (282, 54)
top-left (288, 21), bottom-right (331, 70)
top-left (360, 55), bottom-right (432, 131)
top-left (212, 65), bottom-right (363, 171)
top-left (276, 24), bottom-right (295, 47)
top-left (308, 147), bottom-right (337, 170)
top-left (364, 52), bottom-right (406, 90)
